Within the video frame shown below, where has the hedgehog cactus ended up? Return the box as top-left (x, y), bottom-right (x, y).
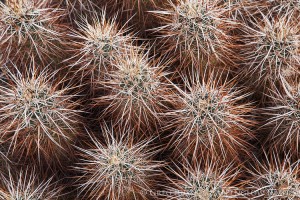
top-left (0, 0), bottom-right (65, 64)
top-left (164, 71), bottom-right (254, 160)
top-left (164, 160), bottom-right (242, 199)
top-left (74, 125), bottom-right (163, 200)
top-left (94, 47), bottom-right (171, 134)
top-left (0, 63), bottom-right (82, 165)
top-left (0, 0), bottom-right (299, 199)
top-left (239, 11), bottom-right (300, 90)
top-left (264, 80), bottom-right (300, 154)
top-left (0, 169), bottom-right (63, 200)
top-left (67, 11), bottom-right (134, 83)
top-left (248, 153), bottom-right (300, 199)
top-left (153, 0), bottom-right (239, 68)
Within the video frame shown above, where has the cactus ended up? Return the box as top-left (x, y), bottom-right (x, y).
top-left (94, 47), bottom-right (171, 134)
top-left (0, 169), bottom-right (63, 200)
top-left (74, 124), bottom-right (163, 200)
top-left (0, 62), bottom-right (82, 165)
top-left (264, 80), bottom-right (300, 154)
top-left (152, 0), bottom-right (239, 68)
top-left (0, 0), bottom-right (298, 199)
top-left (164, 70), bottom-right (254, 160)
top-left (247, 153), bottom-right (300, 199)
top-left (0, 0), bottom-right (65, 64)
top-left (67, 10), bottom-right (134, 83)
top-left (164, 159), bottom-right (242, 199)
top-left (239, 11), bottom-right (300, 90)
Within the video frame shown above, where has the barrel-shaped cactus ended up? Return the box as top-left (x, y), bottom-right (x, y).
top-left (0, 0), bottom-right (297, 199)
top-left (67, 10), bottom-right (134, 83)
top-left (239, 12), bottom-right (300, 89)
top-left (247, 153), bottom-right (300, 199)
top-left (264, 80), bottom-right (300, 154)
top-left (164, 160), bottom-right (242, 199)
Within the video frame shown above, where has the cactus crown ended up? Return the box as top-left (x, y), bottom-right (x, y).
top-left (13, 77), bottom-right (58, 128)
top-left (173, 0), bottom-right (221, 56)
top-left (165, 162), bottom-right (239, 200)
top-left (101, 144), bottom-right (142, 183)
top-left (1, 0), bottom-right (47, 36)
top-left (183, 172), bottom-right (224, 200)
top-left (185, 87), bottom-right (226, 134)
top-left (260, 169), bottom-right (300, 198)
top-left (76, 127), bottom-right (162, 199)
top-left (5, 0), bottom-right (31, 13)
top-left (115, 51), bottom-right (160, 101)
top-left (176, 1), bottom-right (216, 41)
top-left (245, 14), bottom-right (300, 78)
top-left (261, 19), bottom-right (298, 65)
top-left (0, 65), bottom-right (79, 141)
top-left (82, 18), bottom-right (122, 59)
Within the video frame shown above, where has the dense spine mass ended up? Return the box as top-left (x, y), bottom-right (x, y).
top-left (0, 0), bottom-right (65, 64)
top-left (0, 62), bottom-right (82, 166)
top-left (75, 125), bottom-right (163, 200)
top-left (0, 0), bottom-right (299, 199)
top-left (164, 71), bottom-right (254, 161)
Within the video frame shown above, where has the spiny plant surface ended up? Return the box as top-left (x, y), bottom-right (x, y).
top-left (0, 169), bottom-right (62, 200)
top-left (153, 0), bottom-right (238, 67)
top-left (264, 81), bottom-right (300, 153)
top-left (0, 63), bottom-right (82, 164)
top-left (94, 47), bottom-right (171, 134)
top-left (248, 154), bottom-right (300, 199)
top-left (164, 71), bottom-right (254, 160)
top-left (164, 160), bottom-right (241, 200)
top-left (239, 12), bottom-right (300, 88)
top-left (67, 11), bottom-right (134, 83)
top-left (74, 125), bottom-right (163, 200)
top-left (0, 0), bottom-right (65, 63)
top-left (0, 0), bottom-right (299, 199)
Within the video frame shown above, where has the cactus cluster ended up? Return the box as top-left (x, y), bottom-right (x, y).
top-left (0, 0), bottom-right (299, 199)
